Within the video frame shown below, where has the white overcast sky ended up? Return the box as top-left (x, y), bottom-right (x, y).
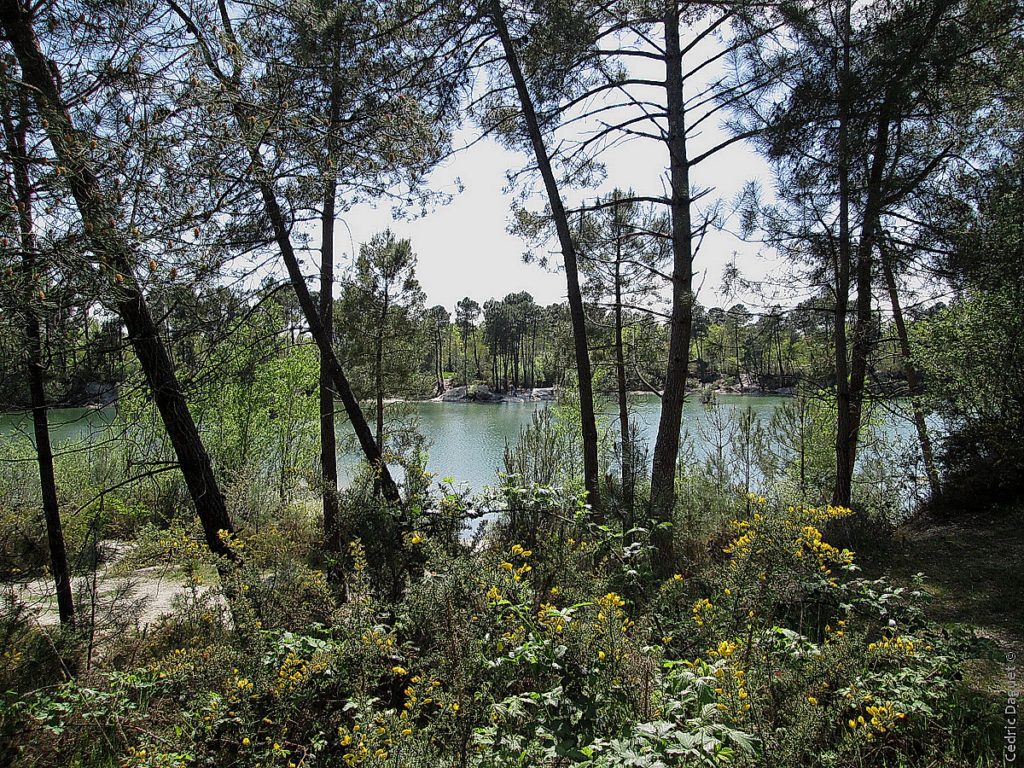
top-left (324, 28), bottom-right (790, 315)
top-left (332, 127), bottom-right (784, 312)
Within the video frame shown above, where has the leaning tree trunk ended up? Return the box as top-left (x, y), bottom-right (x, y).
top-left (491, 0), bottom-right (601, 511)
top-left (167, 2), bottom-right (402, 503)
top-left (650, 3), bottom-right (696, 571)
top-left (319, 55), bottom-right (342, 555)
top-left (0, 0), bottom-right (238, 565)
top-left (612, 204), bottom-right (634, 516)
top-left (880, 245), bottom-right (940, 496)
top-left (5, 99), bottom-right (75, 627)
top-left (242, 121), bottom-right (402, 504)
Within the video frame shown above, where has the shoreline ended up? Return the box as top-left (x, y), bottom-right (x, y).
top-left (2, 385), bottom-right (796, 413)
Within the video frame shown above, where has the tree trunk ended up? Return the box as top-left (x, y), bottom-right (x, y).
top-left (166, 1), bottom-right (402, 503)
top-left (436, 327), bottom-right (445, 394)
top-left (375, 292), bottom-right (389, 448)
top-left (5, 98), bottom-right (75, 627)
top-left (839, 89), bottom-right (893, 506)
top-left (491, 0), bottom-right (601, 510)
top-left (614, 222), bottom-right (634, 515)
top-left (880, 246), bottom-right (940, 496)
top-left (1, 1), bottom-right (238, 564)
top-left (319, 46), bottom-right (342, 556)
top-left (833, 0), bottom-right (855, 508)
top-left (650, 3), bottom-right (695, 568)
top-left (473, 332), bottom-right (481, 379)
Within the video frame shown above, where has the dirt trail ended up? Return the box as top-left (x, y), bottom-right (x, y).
top-left (4, 544), bottom-right (215, 630)
top-left (863, 507), bottom-right (1023, 696)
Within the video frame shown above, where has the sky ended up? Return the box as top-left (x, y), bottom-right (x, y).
top-left (331, 127), bottom-right (782, 313)
top-left (326, 26), bottom-right (791, 315)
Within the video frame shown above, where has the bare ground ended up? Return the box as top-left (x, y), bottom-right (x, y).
top-left (861, 505), bottom-right (1023, 696)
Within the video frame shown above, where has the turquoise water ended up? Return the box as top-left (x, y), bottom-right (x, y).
top-left (1, 395), bottom-right (923, 494)
top-left (402, 394), bottom-right (791, 491)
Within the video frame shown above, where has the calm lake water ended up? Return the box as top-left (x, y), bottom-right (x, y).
top-left (1, 394), bottom-right (924, 495)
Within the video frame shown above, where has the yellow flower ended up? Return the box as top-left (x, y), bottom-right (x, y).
top-left (807, 696), bottom-right (818, 706)
top-left (410, 532), bottom-right (424, 545)
top-left (598, 650), bottom-right (606, 661)
top-left (392, 665), bottom-right (408, 676)
top-left (242, 738), bottom-right (250, 746)
top-left (712, 639), bottom-right (738, 657)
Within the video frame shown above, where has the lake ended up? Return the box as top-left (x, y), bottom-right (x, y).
top-left (0, 394), bottom-right (926, 496)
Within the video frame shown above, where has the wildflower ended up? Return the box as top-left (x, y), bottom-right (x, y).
top-left (392, 665), bottom-right (408, 676)
top-left (242, 738), bottom-right (250, 746)
top-left (410, 532), bottom-right (424, 545)
top-left (692, 598), bottom-right (714, 627)
top-left (600, 592), bottom-right (626, 608)
top-left (807, 696), bottom-right (818, 706)
top-left (712, 640), bottom-right (738, 658)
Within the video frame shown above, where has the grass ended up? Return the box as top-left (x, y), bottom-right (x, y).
top-left (861, 504), bottom-right (1023, 698)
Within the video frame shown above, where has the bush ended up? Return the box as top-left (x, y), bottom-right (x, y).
top-left (0, 488), bottom-right (999, 768)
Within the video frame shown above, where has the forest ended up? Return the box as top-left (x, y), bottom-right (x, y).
top-left (0, 0), bottom-right (1021, 766)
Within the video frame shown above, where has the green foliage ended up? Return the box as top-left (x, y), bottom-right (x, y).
top-left (1, 485), bottom-right (998, 768)
top-left (916, 289), bottom-right (1024, 510)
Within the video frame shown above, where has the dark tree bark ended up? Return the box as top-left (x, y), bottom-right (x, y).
top-left (473, 333), bottom-right (481, 379)
top-left (319, 45), bottom-right (342, 555)
top-left (0, 0), bottom-right (238, 564)
top-left (840, 101), bottom-right (890, 506)
top-left (649, 3), bottom-right (695, 569)
top-left (166, 1), bottom-right (402, 503)
top-left (880, 242), bottom-right (940, 496)
top-left (490, 0), bottom-right (601, 510)
top-left (832, 0), bottom-right (855, 508)
top-left (4, 96), bottom-right (75, 627)
top-left (614, 234), bottom-right (634, 516)
top-left (375, 291), bottom-right (390, 448)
